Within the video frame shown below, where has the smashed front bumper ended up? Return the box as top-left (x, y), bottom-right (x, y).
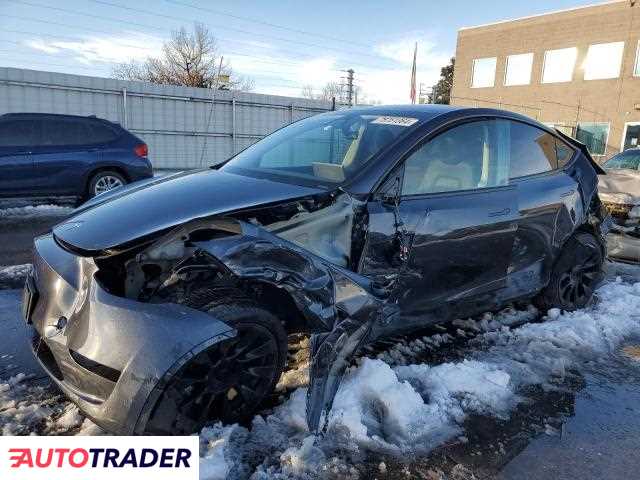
top-left (27, 234), bottom-right (234, 434)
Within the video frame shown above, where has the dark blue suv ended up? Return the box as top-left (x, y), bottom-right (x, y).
top-left (0, 113), bottom-right (153, 201)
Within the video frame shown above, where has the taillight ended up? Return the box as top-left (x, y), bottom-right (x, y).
top-left (134, 143), bottom-right (148, 158)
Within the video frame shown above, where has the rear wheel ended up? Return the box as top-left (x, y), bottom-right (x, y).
top-left (145, 293), bottom-right (287, 435)
top-left (88, 170), bottom-right (126, 198)
top-left (534, 232), bottom-right (604, 312)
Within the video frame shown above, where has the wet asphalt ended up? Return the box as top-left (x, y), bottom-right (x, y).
top-left (1, 203), bottom-right (640, 479)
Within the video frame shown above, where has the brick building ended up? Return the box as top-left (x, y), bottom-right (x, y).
top-left (451, 0), bottom-right (640, 159)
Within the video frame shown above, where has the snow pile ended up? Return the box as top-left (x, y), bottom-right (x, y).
top-left (0, 373), bottom-right (100, 436)
top-left (0, 264), bottom-right (31, 288)
top-left (198, 276), bottom-right (640, 478)
top-left (0, 204), bottom-right (73, 219)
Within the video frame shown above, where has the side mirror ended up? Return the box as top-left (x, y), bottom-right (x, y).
top-left (379, 176), bottom-right (401, 206)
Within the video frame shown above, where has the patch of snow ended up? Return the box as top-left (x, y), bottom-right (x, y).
top-left (0, 204), bottom-right (73, 219)
top-left (0, 263), bottom-right (31, 283)
top-left (198, 273), bottom-right (640, 477)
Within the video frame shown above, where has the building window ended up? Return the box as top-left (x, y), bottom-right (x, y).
top-left (471, 57), bottom-right (497, 88)
top-left (542, 47), bottom-right (577, 83)
top-left (504, 53), bottom-right (534, 86)
top-left (576, 122), bottom-right (609, 156)
top-left (584, 42), bottom-right (624, 80)
top-left (634, 41), bottom-right (640, 76)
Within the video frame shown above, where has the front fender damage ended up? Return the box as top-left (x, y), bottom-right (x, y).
top-left (191, 218), bottom-right (397, 431)
top-left (107, 206), bottom-right (399, 433)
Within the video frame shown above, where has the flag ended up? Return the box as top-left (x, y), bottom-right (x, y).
top-left (410, 42), bottom-right (417, 104)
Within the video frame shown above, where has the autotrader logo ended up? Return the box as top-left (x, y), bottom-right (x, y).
top-left (1, 436), bottom-right (198, 480)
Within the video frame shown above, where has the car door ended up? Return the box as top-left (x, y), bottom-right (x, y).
top-left (0, 118), bottom-right (40, 196)
top-left (359, 118), bottom-right (518, 332)
top-left (505, 121), bottom-right (581, 298)
top-left (31, 117), bottom-right (99, 196)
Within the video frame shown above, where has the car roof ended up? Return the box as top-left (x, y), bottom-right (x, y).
top-left (0, 112), bottom-right (111, 122)
top-left (336, 104), bottom-right (464, 121)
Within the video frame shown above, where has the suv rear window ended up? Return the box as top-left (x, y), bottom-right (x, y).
top-left (42, 118), bottom-right (94, 146)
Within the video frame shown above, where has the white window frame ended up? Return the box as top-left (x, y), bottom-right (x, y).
top-left (576, 121), bottom-right (610, 157)
top-left (471, 57), bottom-right (497, 88)
top-left (583, 41), bottom-right (625, 81)
top-left (634, 41), bottom-right (640, 77)
top-left (504, 53), bottom-right (534, 86)
top-left (541, 47), bottom-right (577, 84)
top-left (621, 121), bottom-right (640, 151)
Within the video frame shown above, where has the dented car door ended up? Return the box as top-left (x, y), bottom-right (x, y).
top-left (360, 119), bottom-right (518, 331)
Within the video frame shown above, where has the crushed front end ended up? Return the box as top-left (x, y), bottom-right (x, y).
top-left (26, 234), bottom-right (235, 434)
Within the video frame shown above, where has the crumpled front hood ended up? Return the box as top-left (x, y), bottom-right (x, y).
top-left (53, 169), bottom-right (326, 253)
top-left (598, 170), bottom-right (640, 205)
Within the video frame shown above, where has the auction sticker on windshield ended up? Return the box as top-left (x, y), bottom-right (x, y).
top-left (371, 116), bottom-right (419, 126)
top-left (1, 436), bottom-right (198, 479)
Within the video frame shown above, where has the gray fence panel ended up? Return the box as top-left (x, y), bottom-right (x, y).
top-left (0, 67), bottom-right (332, 170)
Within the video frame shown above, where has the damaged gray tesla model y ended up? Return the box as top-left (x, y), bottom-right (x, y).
top-left (24, 105), bottom-right (609, 435)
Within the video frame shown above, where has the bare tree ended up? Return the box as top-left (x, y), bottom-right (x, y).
top-left (300, 84), bottom-right (315, 100)
top-left (113, 23), bottom-right (252, 91)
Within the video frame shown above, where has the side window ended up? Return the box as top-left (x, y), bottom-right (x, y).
top-left (555, 138), bottom-right (575, 168)
top-left (0, 120), bottom-right (40, 147)
top-left (88, 122), bottom-right (119, 144)
top-left (401, 120), bottom-right (510, 195)
top-left (508, 121), bottom-right (557, 178)
top-left (42, 119), bottom-right (92, 147)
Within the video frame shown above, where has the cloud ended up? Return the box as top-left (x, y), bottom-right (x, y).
top-left (25, 32), bottom-right (164, 64)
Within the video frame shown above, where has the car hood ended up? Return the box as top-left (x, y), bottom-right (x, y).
top-left (53, 169), bottom-right (327, 253)
top-left (598, 169), bottom-right (640, 205)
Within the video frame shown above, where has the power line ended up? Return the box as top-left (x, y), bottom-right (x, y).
top-left (6, 1), bottom-right (360, 69)
top-left (89, 0), bottom-right (396, 65)
top-left (162, 0), bottom-right (372, 49)
top-left (6, 0), bottom-right (400, 71)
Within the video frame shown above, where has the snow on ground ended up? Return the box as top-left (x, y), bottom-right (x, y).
top-left (0, 204), bottom-right (73, 219)
top-left (1, 263), bottom-right (640, 479)
top-left (196, 274), bottom-right (640, 479)
top-left (0, 264), bottom-right (31, 287)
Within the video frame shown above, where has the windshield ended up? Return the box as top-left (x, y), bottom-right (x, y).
top-left (221, 111), bottom-right (418, 184)
top-left (604, 151), bottom-right (640, 171)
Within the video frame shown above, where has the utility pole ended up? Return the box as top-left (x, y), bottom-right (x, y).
top-left (346, 69), bottom-right (354, 107)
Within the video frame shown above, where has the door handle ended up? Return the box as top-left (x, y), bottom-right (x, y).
top-left (488, 207), bottom-right (511, 217)
top-left (560, 190), bottom-right (575, 197)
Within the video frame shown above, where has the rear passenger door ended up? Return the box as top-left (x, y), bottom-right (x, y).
top-left (0, 118), bottom-right (40, 195)
top-left (31, 118), bottom-right (100, 196)
top-left (360, 119), bottom-right (519, 331)
top-left (505, 120), bottom-right (579, 298)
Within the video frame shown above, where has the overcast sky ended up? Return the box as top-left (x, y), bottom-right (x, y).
top-left (0, 0), bottom-right (604, 103)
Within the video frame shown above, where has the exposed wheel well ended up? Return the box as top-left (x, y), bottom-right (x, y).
top-left (242, 281), bottom-right (310, 334)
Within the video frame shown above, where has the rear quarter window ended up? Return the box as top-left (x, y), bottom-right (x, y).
top-left (508, 121), bottom-right (558, 178)
top-left (88, 122), bottom-right (119, 144)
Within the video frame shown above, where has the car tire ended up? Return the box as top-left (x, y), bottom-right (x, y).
top-left (144, 289), bottom-right (287, 435)
top-left (88, 170), bottom-right (127, 198)
top-left (534, 232), bottom-right (604, 312)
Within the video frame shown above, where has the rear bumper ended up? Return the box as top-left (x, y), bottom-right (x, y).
top-left (607, 232), bottom-right (640, 264)
top-left (28, 234), bottom-right (234, 434)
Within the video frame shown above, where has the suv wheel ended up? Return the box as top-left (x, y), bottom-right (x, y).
top-left (89, 171), bottom-right (126, 198)
top-left (535, 232), bottom-right (604, 312)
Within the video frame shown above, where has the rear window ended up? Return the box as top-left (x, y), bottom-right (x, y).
top-left (0, 119), bottom-right (40, 147)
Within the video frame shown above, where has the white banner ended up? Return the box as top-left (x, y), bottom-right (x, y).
top-left (0, 436), bottom-right (199, 480)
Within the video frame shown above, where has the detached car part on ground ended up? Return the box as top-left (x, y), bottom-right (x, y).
top-left (24, 105), bottom-right (609, 435)
top-left (598, 149), bottom-right (640, 264)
